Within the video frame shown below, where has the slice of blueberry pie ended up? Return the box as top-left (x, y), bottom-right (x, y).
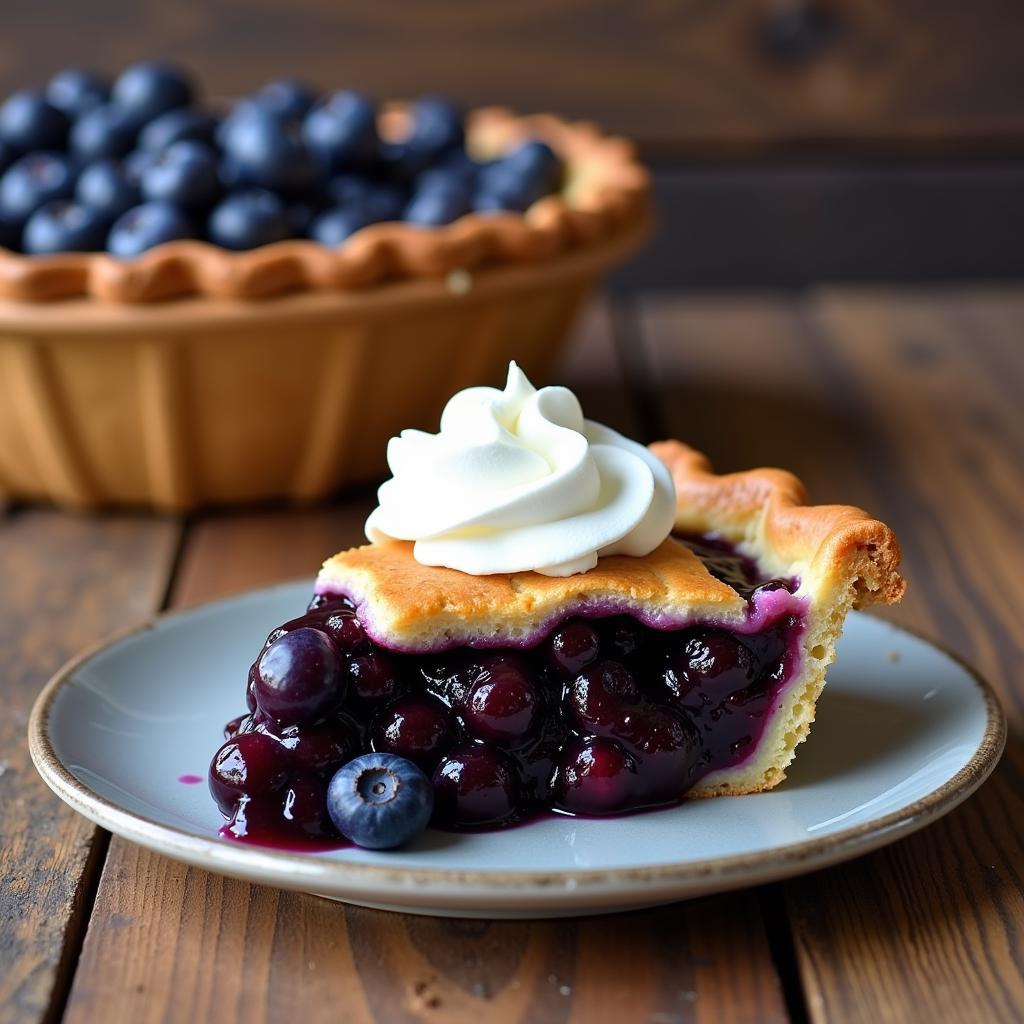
top-left (210, 363), bottom-right (904, 845)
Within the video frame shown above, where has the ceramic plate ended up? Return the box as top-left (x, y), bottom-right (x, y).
top-left (29, 582), bottom-right (1005, 918)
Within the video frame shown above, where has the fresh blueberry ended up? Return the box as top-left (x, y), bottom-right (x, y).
top-left (107, 201), bottom-right (195, 257)
top-left (406, 95), bottom-right (464, 158)
top-left (111, 60), bottom-right (193, 122)
top-left (139, 107), bottom-right (219, 152)
top-left (256, 78), bottom-right (317, 120)
top-left (284, 198), bottom-right (325, 236)
top-left (0, 153), bottom-right (76, 221)
top-left (437, 148), bottom-right (480, 186)
top-left (377, 140), bottom-right (433, 185)
top-left (0, 91), bottom-right (70, 152)
top-left (415, 167), bottom-right (471, 195)
top-left (75, 159), bottom-right (141, 219)
top-left (23, 200), bottom-right (108, 254)
top-left (207, 189), bottom-right (292, 250)
top-left (220, 108), bottom-right (319, 194)
top-left (46, 68), bottom-right (110, 119)
top-left (504, 139), bottom-right (561, 190)
top-left (403, 187), bottom-right (469, 226)
top-left (122, 148), bottom-right (157, 187)
top-left (365, 185), bottom-right (406, 222)
top-left (70, 104), bottom-right (139, 160)
top-left (324, 173), bottom-right (374, 207)
top-left (141, 140), bottom-right (220, 208)
top-left (309, 205), bottom-right (373, 246)
top-left (327, 752), bottom-right (434, 849)
top-left (303, 91), bottom-right (377, 172)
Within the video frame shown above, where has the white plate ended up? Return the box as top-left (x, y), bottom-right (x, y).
top-left (29, 582), bottom-right (1005, 918)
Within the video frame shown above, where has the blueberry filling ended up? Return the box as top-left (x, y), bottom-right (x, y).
top-left (210, 537), bottom-right (805, 846)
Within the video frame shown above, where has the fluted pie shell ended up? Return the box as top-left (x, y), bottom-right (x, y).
top-left (318, 441), bottom-right (905, 798)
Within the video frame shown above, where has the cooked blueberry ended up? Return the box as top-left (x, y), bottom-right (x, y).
top-left (75, 159), bottom-right (141, 219)
top-left (0, 90), bottom-right (70, 151)
top-left (257, 78), bottom-right (317, 120)
top-left (139, 107), bottom-right (219, 152)
top-left (223, 713), bottom-right (247, 740)
top-left (403, 187), bottom-right (469, 227)
top-left (432, 743), bottom-right (519, 829)
top-left (107, 201), bottom-right (195, 257)
top-left (281, 771), bottom-right (333, 837)
top-left (0, 153), bottom-right (75, 221)
top-left (463, 656), bottom-right (539, 746)
top-left (23, 200), bottom-right (108, 254)
top-left (141, 140), bottom-right (220, 208)
top-left (309, 206), bottom-right (373, 246)
top-left (302, 91), bottom-right (377, 171)
top-left (306, 591), bottom-right (355, 614)
top-left (46, 68), bottom-right (110, 119)
top-left (604, 617), bottom-right (643, 659)
top-left (278, 714), bottom-right (358, 776)
top-left (549, 621), bottom-right (600, 675)
top-left (207, 189), bottom-right (291, 250)
top-left (663, 630), bottom-right (755, 712)
top-left (254, 626), bottom-right (344, 726)
top-left (557, 737), bottom-right (637, 815)
top-left (70, 104), bottom-right (139, 160)
top-left (111, 60), bottom-right (193, 122)
top-left (372, 695), bottom-right (455, 771)
top-left (320, 606), bottom-right (370, 652)
top-left (347, 651), bottom-right (402, 703)
top-left (406, 95), bottom-right (463, 158)
top-left (208, 731), bottom-right (288, 816)
top-left (327, 752), bottom-right (434, 848)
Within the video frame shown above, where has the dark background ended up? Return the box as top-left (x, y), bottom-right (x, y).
top-left (2, 0), bottom-right (1022, 287)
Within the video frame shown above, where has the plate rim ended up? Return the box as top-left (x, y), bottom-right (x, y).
top-left (28, 582), bottom-right (1007, 897)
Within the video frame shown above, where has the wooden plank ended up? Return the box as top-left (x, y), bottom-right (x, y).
top-left (637, 286), bottom-right (1024, 1023)
top-left (64, 303), bottom-right (789, 1024)
top-left (4, 1), bottom-right (1024, 155)
top-left (0, 512), bottom-right (180, 1024)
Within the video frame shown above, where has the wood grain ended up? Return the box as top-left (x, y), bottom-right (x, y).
top-left (0, 513), bottom-right (180, 1024)
top-left (1, 0), bottom-right (1023, 155)
top-left (636, 286), bottom-right (1024, 1024)
top-left (60, 305), bottom-right (790, 1024)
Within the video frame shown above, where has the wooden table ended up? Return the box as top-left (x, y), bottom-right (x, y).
top-left (2, 285), bottom-right (1022, 1024)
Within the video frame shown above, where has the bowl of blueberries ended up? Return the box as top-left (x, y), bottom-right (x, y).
top-left (0, 60), bottom-right (651, 511)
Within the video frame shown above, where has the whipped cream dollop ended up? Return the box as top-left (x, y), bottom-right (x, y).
top-left (365, 362), bottom-right (676, 576)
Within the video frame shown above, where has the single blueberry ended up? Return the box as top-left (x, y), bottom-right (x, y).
top-left (327, 753), bottom-right (434, 849)
top-left (207, 189), bottom-right (292, 250)
top-left (111, 60), bottom-right (193, 122)
top-left (220, 107), bottom-right (320, 194)
top-left (325, 173), bottom-right (374, 207)
top-left (122, 148), bottom-right (157, 187)
top-left (256, 78), bottom-right (317, 120)
top-left (70, 104), bottom-right (140, 160)
top-left (141, 140), bottom-right (220, 208)
top-left (302, 91), bottom-right (377, 172)
top-left (504, 139), bottom-right (561, 190)
top-left (0, 90), bottom-right (70, 151)
top-left (437, 148), bottom-right (480, 186)
top-left (23, 200), bottom-right (108, 254)
top-left (0, 152), bottom-right (76, 221)
top-left (46, 68), bottom-right (110, 119)
top-left (107, 201), bottom-right (195, 257)
top-left (139, 107), bottom-right (219, 152)
top-left (403, 187), bottom-right (469, 226)
top-left (308, 206), bottom-right (373, 246)
top-left (406, 95), bottom-right (464, 158)
top-left (414, 167), bottom-right (469, 195)
top-left (76, 159), bottom-right (141, 219)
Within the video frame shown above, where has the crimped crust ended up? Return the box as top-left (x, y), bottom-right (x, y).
top-left (0, 107), bottom-right (650, 304)
top-left (317, 440), bottom-right (905, 800)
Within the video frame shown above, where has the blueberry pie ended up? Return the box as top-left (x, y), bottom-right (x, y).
top-left (210, 364), bottom-right (904, 843)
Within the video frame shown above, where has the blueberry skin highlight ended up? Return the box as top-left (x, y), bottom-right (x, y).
top-left (327, 753), bottom-right (434, 849)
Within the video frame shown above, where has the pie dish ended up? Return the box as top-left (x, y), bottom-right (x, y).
top-left (210, 424), bottom-right (905, 843)
top-left (0, 65), bottom-right (650, 511)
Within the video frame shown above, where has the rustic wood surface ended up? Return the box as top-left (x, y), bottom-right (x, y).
top-left (1, 285), bottom-right (1022, 1023)
top-left (3, 0), bottom-right (1024, 155)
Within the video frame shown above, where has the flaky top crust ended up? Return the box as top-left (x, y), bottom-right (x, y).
top-left (317, 441), bottom-right (905, 650)
top-left (0, 107), bottom-right (649, 304)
